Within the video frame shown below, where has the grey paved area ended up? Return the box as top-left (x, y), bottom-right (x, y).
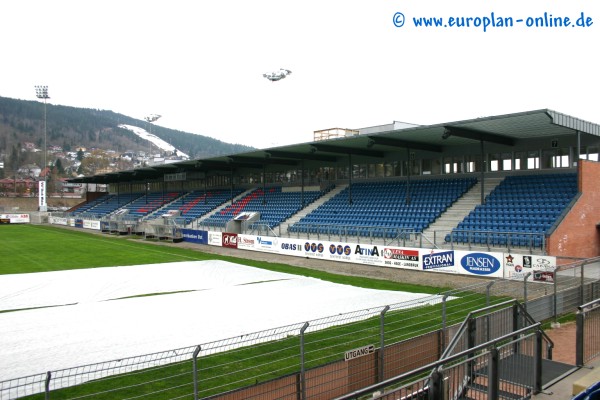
top-left (534, 357), bottom-right (600, 399)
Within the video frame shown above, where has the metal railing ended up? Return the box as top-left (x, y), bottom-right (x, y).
top-left (194, 220), bottom-right (551, 253)
top-left (576, 298), bottom-right (600, 366)
top-left (335, 324), bottom-right (545, 400)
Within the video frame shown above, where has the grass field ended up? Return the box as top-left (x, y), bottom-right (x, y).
top-left (1, 224), bottom-right (500, 399)
top-left (0, 224), bottom-right (443, 294)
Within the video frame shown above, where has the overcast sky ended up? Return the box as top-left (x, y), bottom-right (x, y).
top-left (2, 0), bottom-right (598, 149)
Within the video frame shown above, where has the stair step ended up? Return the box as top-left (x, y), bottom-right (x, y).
top-left (462, 382), bottom-right (530, 400)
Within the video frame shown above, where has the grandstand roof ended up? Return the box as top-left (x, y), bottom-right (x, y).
top-left (70, 109), bottom-right (600, 184)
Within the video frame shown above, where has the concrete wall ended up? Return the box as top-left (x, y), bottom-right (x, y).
top-left (548, 160), bottom-right (600, 258)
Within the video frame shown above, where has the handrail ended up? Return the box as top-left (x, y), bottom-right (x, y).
top-left (334, 323), bottom-right (541, 400)
top-left (578, 298), bottom-right (600, 313)
top-left (515, 300), bottom-right (554, 354)
top-left (439, 299), bottom-right (516, 360)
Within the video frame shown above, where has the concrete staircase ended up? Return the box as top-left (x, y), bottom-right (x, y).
top-left (422, 177), bottom-right (504, 246)
top-left (191, 189), bottom-right (253, 227)
top-left (282, 184), bottom-right (348, 228)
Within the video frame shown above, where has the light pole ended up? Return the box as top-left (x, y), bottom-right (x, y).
top-left (144, 114), bottom-right (161, 163)
top-left (35, 85), bottom-right (49, 212)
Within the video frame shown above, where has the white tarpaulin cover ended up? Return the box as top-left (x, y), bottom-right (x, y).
top-left (0, 261), bottom-right (439, 380)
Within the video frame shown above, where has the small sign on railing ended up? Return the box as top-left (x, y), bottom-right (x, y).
top-left (344, 344), bottom-right (375, 362)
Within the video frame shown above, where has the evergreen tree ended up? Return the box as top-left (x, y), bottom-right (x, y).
top-left (55, 158), bottom-right (65, 175)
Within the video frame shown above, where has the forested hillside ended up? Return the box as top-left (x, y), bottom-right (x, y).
top-left (0, 96), bottom-right (254, 159)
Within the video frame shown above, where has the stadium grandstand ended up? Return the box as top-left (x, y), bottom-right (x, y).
top-left (65, 108), bottom-right (600, 259)
top-left (6, 108), bottom-right (600, 400)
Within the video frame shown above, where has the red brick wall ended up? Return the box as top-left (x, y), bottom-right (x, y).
top-left (548, 161), bottom-right (600, 258)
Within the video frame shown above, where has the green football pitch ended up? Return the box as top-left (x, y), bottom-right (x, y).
top-left (0, 225), bottom-right (490, 400)
top-left (0, 224), bottom-right (441, 294)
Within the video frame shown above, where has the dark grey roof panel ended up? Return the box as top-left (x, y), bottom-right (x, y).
top-left (548, 110), bottom-right (600, 136)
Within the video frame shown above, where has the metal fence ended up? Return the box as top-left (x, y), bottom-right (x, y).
top-left (335, 325), bottom-right (545, 400)
top-left (576, 298), bottom-right (600, 366)
top-left (1, 258), bottom-right (599, 400)
top-left (194, 221), bottom-right (550, 254)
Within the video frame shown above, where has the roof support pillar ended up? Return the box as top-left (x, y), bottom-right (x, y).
top-left (230, 168), bottom-right (234, 206)
top-left (406, 147), bottom-right (411, 205)
top-left (480, 139), bottom-right (485, 205)
top-left (262, 164), bottom-right (266, 205)
top-left (301, 159), bottom-right (305, 207)
top-left (577, 130), bottom-right (581, 186)
top-left (348, 154), bottom-right (353, 205)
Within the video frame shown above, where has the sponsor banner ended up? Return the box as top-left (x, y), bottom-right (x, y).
top-left (222, 233), bottom-right (238, 249)
top-left (504, 253), bottom-right (556, 283)
top-left (237, 235), bottom-right (283, 253)
top-left (181, 229), bottom-right (208, 245)
top-left (255, 236), bottom-right (280, 252)
top-left (326, 242), bottom-right (353, 262)
top-left (78, 220), bottom-right (101, 230)
top-left (215, 233), bottom-right (506, 278)
top-left (49, 216), bottom-right (68, 225)
top-left (382, 248), bottom-right (420, 269)
top-left (421, 249), bottom-right (504, 277)
top-left (0, 214), bottom-right (30, 224)
top-left (304, 240), bottom-right (384, 265)
top-left (303, 241), bottom-right (327, 259)
top-left (459, 252), bottom-right (502, 276)
top-left (237, 235), bottom-right (257, 250)
top-left (278, 238), bottom-right (305, 257)
top-left (68, 218), bottom-right (76, 227)
top-left (75, 219), bottom-right (84, 228)
top-left (422, 250), bottom-right (457, 273)
top-left (38, 181), bottom-right (46, 208)
top-left (208, 232), bottom-right (222, 247)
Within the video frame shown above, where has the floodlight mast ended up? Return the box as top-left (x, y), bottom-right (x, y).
top-left (144, 114), bottom-right (162, 160)
top-left (35, 85), bottom-right (49, 212)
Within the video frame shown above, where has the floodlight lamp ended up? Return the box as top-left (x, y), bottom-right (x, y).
top-left (145, 114), bottom-right (162, 123)
top-left (35, 85), bottom-right (50, 99)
